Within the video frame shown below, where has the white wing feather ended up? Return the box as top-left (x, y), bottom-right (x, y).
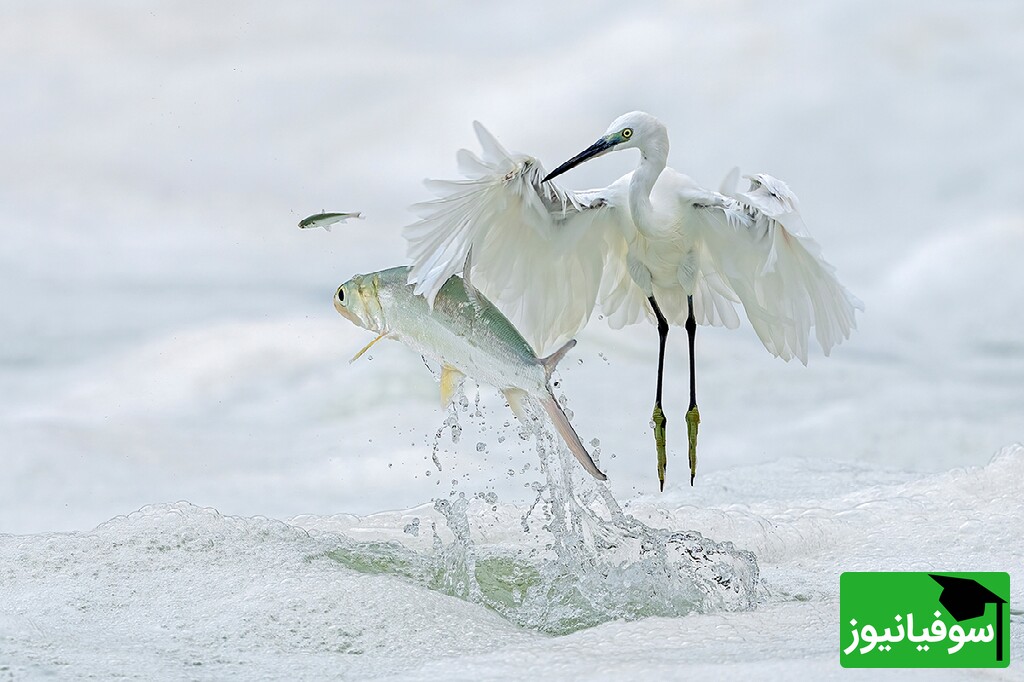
top-left (687, 174), bottom-right (863, 364)
top-left (405, 122), bottom-right (637, 353)
top-left (406, 126), bottom-right (859, 362)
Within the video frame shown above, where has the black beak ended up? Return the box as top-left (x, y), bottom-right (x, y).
top-left (543, 137), bottom-right (615, 183)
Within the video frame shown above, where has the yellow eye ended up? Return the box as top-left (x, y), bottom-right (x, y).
top-left (621, 128), bottom-right (633, 139)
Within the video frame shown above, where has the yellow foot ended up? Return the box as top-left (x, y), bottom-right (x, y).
top-left (652, 405), bottom-right (667, 491)
top-left (685, 406), bottom-right (700, 486)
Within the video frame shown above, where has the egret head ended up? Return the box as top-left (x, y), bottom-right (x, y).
top-left (543, 111), bottom-right (667, 182)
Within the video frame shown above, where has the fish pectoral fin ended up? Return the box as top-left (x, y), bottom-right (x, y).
top-left (502, 388), bottom-right (530, 423)
top-left (440, 365), bottom-right (466, 408)
top-left (350, 332), bottom-right (388, 364)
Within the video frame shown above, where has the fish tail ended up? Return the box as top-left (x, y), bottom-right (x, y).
top-left (539, 392), bottom-right (607, 481)
top-left (539, 339), bottom-right (577, 380)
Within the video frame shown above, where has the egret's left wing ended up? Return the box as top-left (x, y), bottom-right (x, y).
top-left (686, 174), bottom-right (863, 364)
top-left (404, 122), bottom-right (632, 353)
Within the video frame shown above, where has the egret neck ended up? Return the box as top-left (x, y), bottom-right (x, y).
top-left (627, 129), bottom-right (669, 237)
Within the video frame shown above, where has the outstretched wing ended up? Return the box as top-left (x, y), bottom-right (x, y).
top-left (404, 122), bottom-right (638, 354)
top-left (685, 173), bottom-right (863, 364)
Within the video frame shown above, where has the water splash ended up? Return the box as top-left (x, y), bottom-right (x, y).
top-left (327, 397), bottom-right (762, 635)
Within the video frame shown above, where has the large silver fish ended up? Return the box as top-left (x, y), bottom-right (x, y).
top-left (334, 266), bottom-right (606, 480)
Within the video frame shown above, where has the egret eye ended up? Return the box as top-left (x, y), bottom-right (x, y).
top-left (621, 128), bottom-right (633, 139)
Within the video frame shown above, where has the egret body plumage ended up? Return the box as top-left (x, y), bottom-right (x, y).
top-left (404, 112), bottom-right (862, 488)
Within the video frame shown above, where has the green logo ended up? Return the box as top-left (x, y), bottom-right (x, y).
top-left (840, 572), bottom-right (1010, 668)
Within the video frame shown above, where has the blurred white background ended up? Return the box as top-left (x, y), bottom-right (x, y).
top-left (3, 0), bottom-right (1022, 534)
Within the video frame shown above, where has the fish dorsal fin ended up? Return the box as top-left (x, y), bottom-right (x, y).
top-left (539, 339), bottom-right (577, 379)
top-left (502, 388), bottom-right (529, 423)
top-left (440, 365), bottom-right (465, 408)
top-left (462, 245), bottom-right (484, 312)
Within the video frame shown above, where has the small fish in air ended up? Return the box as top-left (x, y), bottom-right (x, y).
top-left (298, 212), bottom-right (363, 231)
top-left (333, 266), bottom-right (606, 480)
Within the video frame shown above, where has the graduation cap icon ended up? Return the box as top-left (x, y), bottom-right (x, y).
top-left (929, 574), bottom-right (1007, 662)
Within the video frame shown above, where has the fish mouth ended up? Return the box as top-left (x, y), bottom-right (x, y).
top-left (335, 303), bottom-right (368, 331)
top-left (543, 137), bottom-right (616, 183)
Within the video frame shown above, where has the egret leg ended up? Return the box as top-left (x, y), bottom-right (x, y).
top-left (685, 295), bottom-right (700, 486)
top-left (648, 296), bottom-right (669, 491)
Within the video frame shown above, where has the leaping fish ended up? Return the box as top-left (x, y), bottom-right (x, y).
top-left (298, 212), bottom-right (363, 231)
top-left (334, 266), bottom-right (606, 480)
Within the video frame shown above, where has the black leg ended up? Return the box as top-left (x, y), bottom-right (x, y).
top-left (649, 296), bottom-right (669, 491)
top-left (685, 295), bottom-right (700, 485)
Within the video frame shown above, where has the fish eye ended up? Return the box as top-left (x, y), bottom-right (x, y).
top-left (336, 287), bottom-right (345, 304)
top-left (621, 128), bottom-right (633, 139)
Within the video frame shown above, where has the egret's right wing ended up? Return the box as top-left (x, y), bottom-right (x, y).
top-left (404, 122), bottom-right (633, 353)
top-left (685, 174), bottom-right (863, 364)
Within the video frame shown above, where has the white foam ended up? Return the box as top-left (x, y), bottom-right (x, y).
top-left (2, 447), bottom-right (1020, 679)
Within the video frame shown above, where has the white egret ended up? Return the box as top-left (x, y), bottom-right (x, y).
top-left (404, 112), bottom-right (862, 489)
